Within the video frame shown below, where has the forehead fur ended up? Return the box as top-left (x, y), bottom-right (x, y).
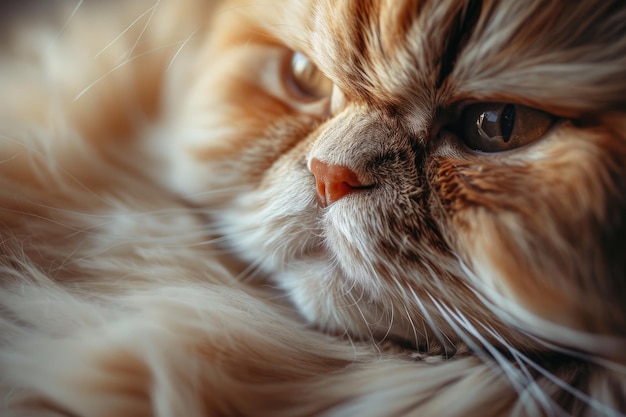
top-left (253, 0), bottom-right (626, 117)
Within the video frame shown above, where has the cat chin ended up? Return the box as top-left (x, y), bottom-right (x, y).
top-left (275, 266), bottom-right (393, 341)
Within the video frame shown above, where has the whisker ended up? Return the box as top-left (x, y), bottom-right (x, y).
top-left (236, 256), bottom-right (266, 284)
top-left (401, 303), bottom-right (419, 348)
top-left (0, 153), bottom-right (19, 166)
top-left (427, 295), bottom-right (546, 413)
top-left (182, 185), bottom-right (251, 199)
top-left (520, 349), bottom-right (626, 417)
top-left (479, 323), bottom-right (566, 417)
top-left (378, 304), bottom-right (394, 345)
top-left (408, 287), bottom-right (451, 353)
top-left (50, 0), bottom-right (84, 47)
top-left (94, 4), bottom-right (159, 59)
top-left (520, 333), bottom-right (626, 375)
top-left (426, 295), bottom-right (487, 358)
top-left (339, 272), bottom-right (359, 298)
top-left (125, 0), bottom-right (161, 61)
top-left (346, 290), bottom-right (379, 352)
top-left (30, 204), bottom-right (210, 219)
top-left (74, 41), bottom-right (185, 101)
top-left (166, 28), bottom-right (200, 72)
top-left (457, 257), bottom-right (626, 361)
top-left (388, 279), bottom-right (419, 347)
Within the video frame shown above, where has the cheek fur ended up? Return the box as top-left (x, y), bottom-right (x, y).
top-left (161, 41), bottom-right (324, 205)
top-left (432, 125), bottom-right (626, 337)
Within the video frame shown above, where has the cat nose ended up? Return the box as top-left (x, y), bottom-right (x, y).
top-left (309, 158), bottom-right (370, 207)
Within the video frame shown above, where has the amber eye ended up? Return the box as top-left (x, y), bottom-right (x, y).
top-left (459, 103), bottom-right (554, 152)
top-left (287, 51), bottom-right (334, 100)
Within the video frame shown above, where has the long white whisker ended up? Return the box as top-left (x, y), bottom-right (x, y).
top-left (50, 0), bottom-right (84, 47)
top-left (427, 294), bottom-right (550, 414)
top-left (426, 295), bottom-right (487, 357)
top-left (451, 304), bottom-right (566, 417)
top-left (478, 323), bottom-right (566, 417)
top-left (126, 0), bottom-right (161, 60)
top-left (482, 323), bottom-right (626, 417)
top-left (74, 41), bottom-right (184, 101)
top-left (520, 333), bottom-right (626, 375)
top-left (457, 257), bottom-right (626, 361)
top-left (346, 290), bottom-right (379, 352)
top-left (408, 286), bottom-right (451, 353)
top-left (378, 304), bottom-right (394, 344)
top-left (166, 28), bottom-right (200, 72)
top-left (236, 256), bottom-right (267, 283)
top-left (402, 302), bottom-right (418, 347)
top-left (462, 276), bottom-right (626, 374)
top-left (94, 5), bottom-right (158, 59)
top-left (525, 354), bottom-right (626, 417)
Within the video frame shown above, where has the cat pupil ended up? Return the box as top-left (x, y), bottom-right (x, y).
top-left (500, 104), bottom-right (515, 143)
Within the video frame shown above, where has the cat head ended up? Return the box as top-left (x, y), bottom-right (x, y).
top-left (163, 0), bottom-right (626, 359)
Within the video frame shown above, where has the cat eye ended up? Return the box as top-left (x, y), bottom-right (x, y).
top-left (287, 51), bottom-right (334, 100)
top-left (459, 103), bottom-right (554, 152)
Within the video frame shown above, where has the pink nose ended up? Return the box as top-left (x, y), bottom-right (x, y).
top-left (309, 158), bottom-right (369, 207)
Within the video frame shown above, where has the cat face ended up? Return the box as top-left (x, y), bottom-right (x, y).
top-left (165, 0), bottom-right (626, 356)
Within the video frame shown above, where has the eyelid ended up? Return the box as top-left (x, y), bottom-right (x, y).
top-left (450, 98), bottom-right (571, 120)
top-left (447, 99), bottom-right (481, 118)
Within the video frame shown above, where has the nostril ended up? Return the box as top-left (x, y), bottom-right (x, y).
top-left (309, 158), bottom-right (372, 207)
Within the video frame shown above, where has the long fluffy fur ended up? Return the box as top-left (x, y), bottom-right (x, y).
top-left (1, 0), bottom-right (625, 416)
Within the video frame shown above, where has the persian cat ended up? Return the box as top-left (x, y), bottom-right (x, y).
top-left (1, 0), bottom-right (625, 416)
